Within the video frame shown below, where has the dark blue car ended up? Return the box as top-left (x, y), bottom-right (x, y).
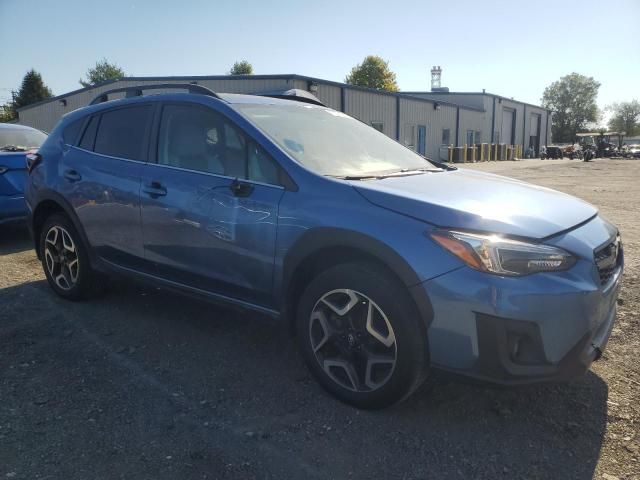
top-left (25, 85), bottom-right (623, 408)
top-left (0, 123), bottom-right (47, 224)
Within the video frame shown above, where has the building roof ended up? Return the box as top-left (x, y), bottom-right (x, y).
top-left (400, 90), bottom-right (549, 111)
top-left (16, 74), bottom-right (486, 114)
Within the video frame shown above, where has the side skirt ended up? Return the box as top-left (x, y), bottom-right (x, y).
top-left (99, 258), bottom-right (281, 320)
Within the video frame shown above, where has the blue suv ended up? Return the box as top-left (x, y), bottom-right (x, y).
top-left (1, 123), bottom-right (47, 224)
top-left (26, 84), bottom-right (623, 408)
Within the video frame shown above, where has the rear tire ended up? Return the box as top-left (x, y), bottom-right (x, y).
top-left (296, 262), bottom-right (429, 409)
top-left (39, 213), bottom-right (101, 300)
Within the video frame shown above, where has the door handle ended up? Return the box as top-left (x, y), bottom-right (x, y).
top-left (230, 178), bottom-right (254, 197)
top-left (143, 181), bottom-right (167, 197)
top-left (64, 169), bottom-right (81, 182)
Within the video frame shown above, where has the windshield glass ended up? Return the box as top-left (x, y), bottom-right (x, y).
top-left (236, 104), bottom-right (436, 177)
top-left (0, 127), bottom-right (47, 151)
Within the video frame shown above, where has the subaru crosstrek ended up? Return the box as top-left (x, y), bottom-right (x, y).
top-left (25, 84), bottom-right (623, 409)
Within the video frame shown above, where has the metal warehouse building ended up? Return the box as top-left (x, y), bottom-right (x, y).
top-left (16, 73), bottom-right (551, 161)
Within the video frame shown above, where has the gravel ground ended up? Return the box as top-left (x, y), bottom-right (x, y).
top-left (1, 158), bottom-right (638, 480)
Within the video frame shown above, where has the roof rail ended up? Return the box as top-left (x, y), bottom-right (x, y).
top-left (89, 83), bottom-right (221, 105)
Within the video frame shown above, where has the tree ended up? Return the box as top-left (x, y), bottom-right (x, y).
top-left (607, 100), bottom-right (640, 137)
top-left (345, 55), bottom-right (399, 92)
top-left (541, 73), bottom-right (600, 143)
top-left (0, 69), bottom-right (53, 122)
top-left (229, 60), bottom-right (253, 75)
top-left (79, 58), bottom-right (125, 87)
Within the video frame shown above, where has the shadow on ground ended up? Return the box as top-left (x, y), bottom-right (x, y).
top-left (0, 225), bottom-right (31, 255)
top-left (0, 279), bottom-right (608, 479)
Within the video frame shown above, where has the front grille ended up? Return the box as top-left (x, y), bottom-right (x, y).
top-left (594, 236), bottom-right (622, 285)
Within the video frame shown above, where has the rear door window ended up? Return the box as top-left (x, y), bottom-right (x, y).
top-left (94, 105), bottom-right (153, 161)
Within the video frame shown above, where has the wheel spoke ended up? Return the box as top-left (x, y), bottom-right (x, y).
top-left (61, 230), bottom-right (76, 253)
top-left (323, 358), bottom-right (361, 392)
top-left (309, 311), bottom-right (333, 353)
top-left (67, 259), bottom-right (79, 283)
top-left (321, 289), bottom-right (360, 316)
top-left (45, 227), bottom-right (59, 249)
top-left (55, 272), bottom-right (70, 290)
top-left (365, 301), bottom-right (396, 348)
top-left (364, 354), bottom-right (396, 390)
top-left (44, 247), bottom-right (56, 275)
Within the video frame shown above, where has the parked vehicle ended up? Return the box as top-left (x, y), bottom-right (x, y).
top-left (598, 141), bottom-right (619, 158)
top-left (0, 123), bottom-right (47, 225)
top-left (583, 144), bottom-right (596, 162)
top-left (625, 144), bottom-right (640, 159)
top-left (26, 85), bottom-right (623, 409)
top-left (563, 144), bottom-right (584, 160)
top-left (541, 145), bottom-right (563, 159)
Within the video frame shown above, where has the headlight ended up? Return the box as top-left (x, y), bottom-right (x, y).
top-left (430, 230), bottom-right (576, 276)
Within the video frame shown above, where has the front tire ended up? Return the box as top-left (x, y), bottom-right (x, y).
top-left (39, 213), bottom-right (99, 300)
top-left (296, 262), bottom-right (429, 409)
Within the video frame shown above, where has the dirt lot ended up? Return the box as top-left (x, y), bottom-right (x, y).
top-left (1, 158), bottom-right (638, 480)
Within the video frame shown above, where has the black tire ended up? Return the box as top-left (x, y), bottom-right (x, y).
top-left (39, 213), bottom-right (100, 300)
top-left (296, 262), bottom-right (429, 409)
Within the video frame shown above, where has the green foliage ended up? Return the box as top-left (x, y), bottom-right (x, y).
top-left (229, 60), bottom-right (253, 75)
top-left (541, 73), bottom-right (600, 143)
top-left (79, 58), bottom-right (125, 87)
top-left (607, 100), bottom-right (640, 137)
top-left (0, 69), bottom-right (53, 122)
top-left (345, 55), bottom-right (399, 92)
top-left (0, 104), bottom-right (16, 123)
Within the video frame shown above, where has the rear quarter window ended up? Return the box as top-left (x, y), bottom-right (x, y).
top-left (78, 116), bottom-right (99, 151)
top-left (63, 118), bottom-right (85, 145)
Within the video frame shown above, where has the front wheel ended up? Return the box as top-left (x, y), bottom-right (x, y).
top-left (296, 263), bottom-right (429, 409)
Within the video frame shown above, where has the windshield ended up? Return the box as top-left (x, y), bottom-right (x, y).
top-left (236, 104), bottom-right (436, 177)
top-left (0, 127), bottom-right (47, 151)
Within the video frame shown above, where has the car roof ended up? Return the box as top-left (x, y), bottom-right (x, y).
top-left (59, 90), bottom-right (327, 126)
top-left (217, 92), bottom-right (323, 106)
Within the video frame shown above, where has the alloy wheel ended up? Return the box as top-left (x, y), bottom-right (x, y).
top-left (309, 289), bottom-right (397, 392)
top-left (44, 225), bottom-right (79, 291)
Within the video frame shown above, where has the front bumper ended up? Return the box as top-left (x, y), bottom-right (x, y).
top-left (0, 194), bottom-right (28, 225)
top-left (414, 262), bottom-right (620, 385)
top-left (412, 216), bottom-right (623, 385)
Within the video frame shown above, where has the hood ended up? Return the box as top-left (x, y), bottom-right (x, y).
top-left (353, 168), bottom-right (597, 239)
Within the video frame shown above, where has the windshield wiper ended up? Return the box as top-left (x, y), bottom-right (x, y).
top-left (330, 174), bottom-right (384, 180)
top-left (327, 166), bottom-right (444, 181)
top-left (0, 145), bottom-right (28, 152)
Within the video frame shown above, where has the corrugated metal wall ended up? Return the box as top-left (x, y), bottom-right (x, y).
top-left (344, 89), bottom-right (397, 139)
top-left (16, 75), bottom-right (550, 157)
top-left (399, 97), bottom-right (458, 159)
top-left (459, 109), bottom-right (489, 144)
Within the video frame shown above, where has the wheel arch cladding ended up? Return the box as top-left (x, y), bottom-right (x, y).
top-left (282, 228), bottom-right (435, 334)
top-left (32, 191), bottom-right (91, 261)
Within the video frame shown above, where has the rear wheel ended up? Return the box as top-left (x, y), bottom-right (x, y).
top-left (296, 262), bottom-right (429, 409)
top-left (39, 213), bottom-right (100, 300)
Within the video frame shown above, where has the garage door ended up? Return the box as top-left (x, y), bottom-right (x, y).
top-left (501, 109), bottom-right (514, 144)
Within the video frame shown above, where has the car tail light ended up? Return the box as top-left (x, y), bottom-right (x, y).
top-left (26, 149), bottom-right (42, 173)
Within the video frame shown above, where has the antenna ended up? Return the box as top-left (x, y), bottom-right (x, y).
top-left (430, 66), bottom-right (442, 90)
